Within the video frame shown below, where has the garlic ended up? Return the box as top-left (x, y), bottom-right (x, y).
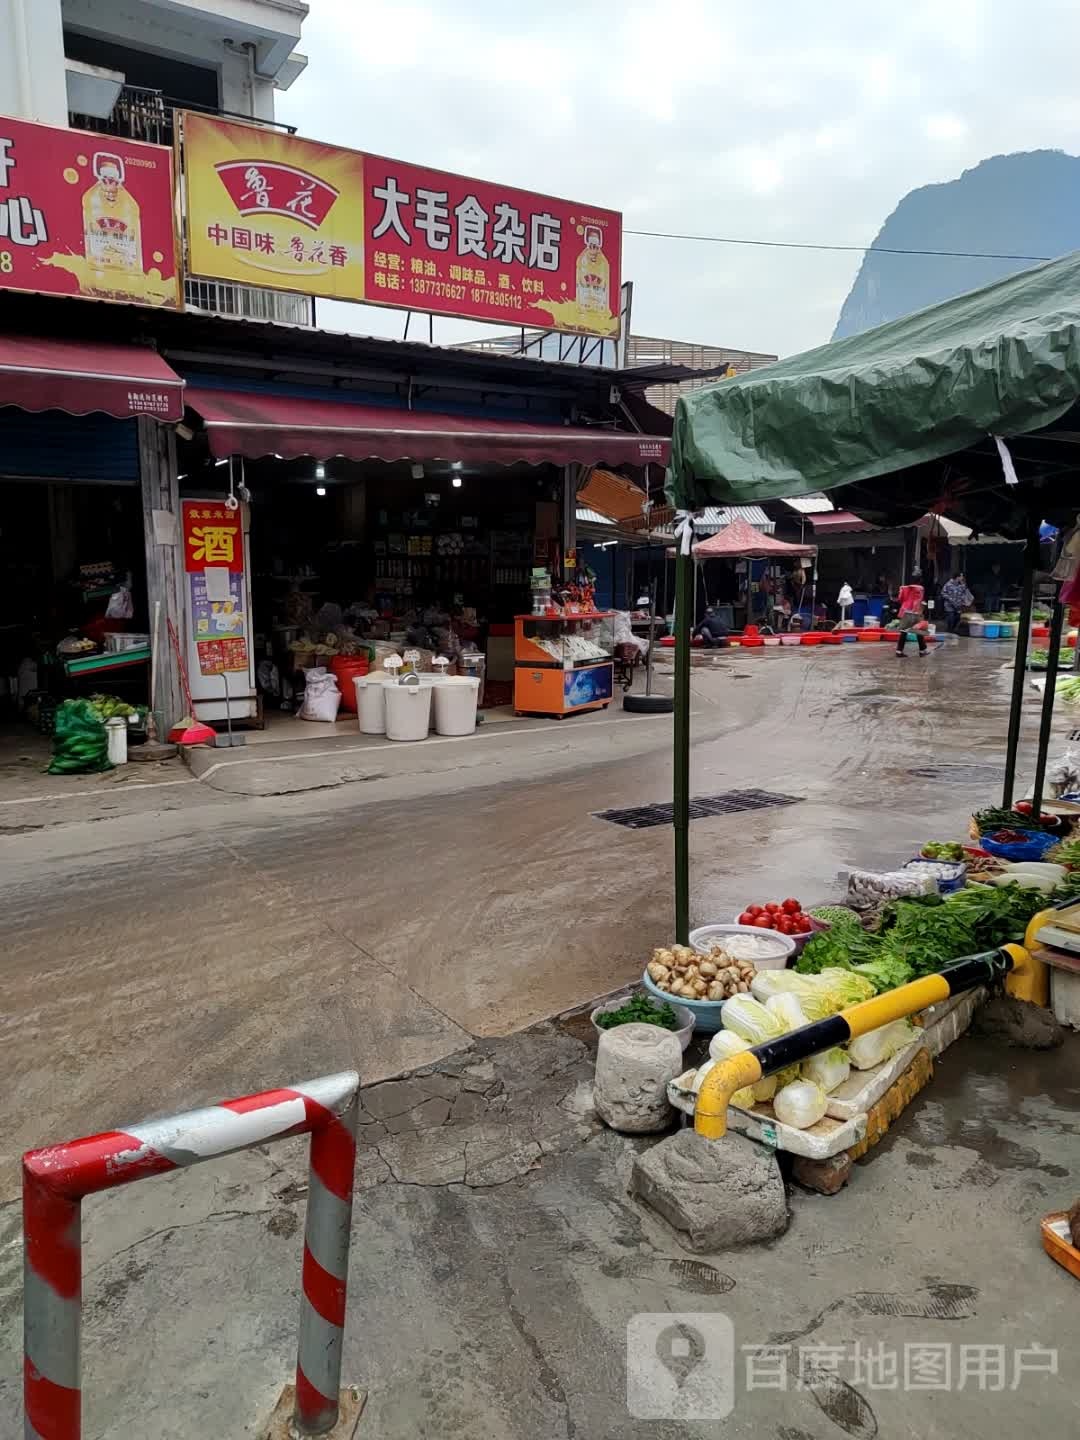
top-left (707, 980), bottom-right (725, 1000)
top-left (698, 960), bottom-right (718, 979)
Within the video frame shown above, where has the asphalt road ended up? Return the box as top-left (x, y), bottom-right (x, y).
top-left (3, 637), bottom-right (1077, 1440)
top-left (0, 639), bottom-right (1051, 1198)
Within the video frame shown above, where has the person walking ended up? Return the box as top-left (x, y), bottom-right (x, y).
top-left (895, 575), bottom-right (928, 656)
top-left (939, 572), bottom-right (973, 632)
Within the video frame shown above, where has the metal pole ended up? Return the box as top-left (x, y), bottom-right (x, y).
top-left (1030, 596), bottom-right (1065, 821)
top-left (22, 1073), bottom-right (361, 1440)
top-left (294, 1085), bottom-right (359, 1434)
top-left (1002, 513), bottom-right (1040, 807)
top-left (673, 542), bottom-right (693, 943)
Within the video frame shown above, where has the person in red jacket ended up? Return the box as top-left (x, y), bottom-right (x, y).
top-left (895, 575), bottom-right (927, 656)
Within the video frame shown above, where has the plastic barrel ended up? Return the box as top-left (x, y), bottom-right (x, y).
top-left (432, 676), bottom-right (480, 735)
top-left (384, 681), bottom-right (432, 741)
top-left (331, 654), bottom-right (370, 712)
top-left (355, 674), bottom-right (391, 735)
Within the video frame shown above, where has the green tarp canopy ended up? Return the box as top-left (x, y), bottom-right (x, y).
top-left (666, 250), bottom-right (1080, 944)
top-left (668, 249), bottom-right (1080, 528)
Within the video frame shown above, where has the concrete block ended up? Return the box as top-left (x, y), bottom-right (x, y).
top-left (970, 995), bottom-right (1065, 1050)
top-left (631, 1128), bottom-right (788, 1252)
top-left (594, 1022), bottom-right (682, 1133)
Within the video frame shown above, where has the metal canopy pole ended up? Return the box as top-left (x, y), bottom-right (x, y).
top-left (1002, 512), bottom-right (1040, 808)
top-left (1030, 596), bottom-right (1065, 820)
top-left (673, 540), bottom-right (693, 942)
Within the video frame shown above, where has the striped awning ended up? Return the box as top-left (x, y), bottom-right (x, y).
top-left (696, 505), bottom-right (775, 534)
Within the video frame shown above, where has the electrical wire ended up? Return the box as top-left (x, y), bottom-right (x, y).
top-left (623, 228), bottom-right (1052, 262)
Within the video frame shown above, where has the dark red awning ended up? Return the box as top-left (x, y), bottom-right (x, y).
top-left (186, 386), bottom-right (670, 468)
top-left (0, 335), bottom-right (184, 422)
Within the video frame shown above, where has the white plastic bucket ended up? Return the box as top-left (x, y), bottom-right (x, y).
top-left (432, 676), bottom-right (480, 736)
top-left (384, 680), bottom-right (432, 741)
top-left (355, 674), bottom-right (392, 734)
top-left (105, 716), bottom-right (128, 765)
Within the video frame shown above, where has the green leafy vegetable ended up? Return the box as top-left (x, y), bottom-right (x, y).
top-left (972, 806), bottom-right (1041, 834)
top-left (852, 954), bottom-right (915, 993)
top-left (597, 995), bottom-right (679, 1030)
top-left (795, 927), bottom-right (884, 974)
top-left (1030, 648), bottom-right (1076, 670)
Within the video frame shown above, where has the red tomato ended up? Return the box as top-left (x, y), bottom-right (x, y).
top-left (795, 916), bottom-right (813, 933)
top-left (776, 917), bottom-right (794, 933)
top-left (745, 904), bottom-right (763, 917)
top-left (737, 911), bottom-right (757, 926)
top-left (781, 898), bottom-right (801, 914)
top-left (764, 902), bottom-right (781, 914)
top-left (753, 915), bottom-right (775, 928)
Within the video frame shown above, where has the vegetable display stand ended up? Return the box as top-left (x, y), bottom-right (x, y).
top-left (513, 613), bottom-right (615, 717)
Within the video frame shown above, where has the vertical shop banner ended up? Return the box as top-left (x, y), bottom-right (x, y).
top-left (0, 114), bottom-right (180, 308)
top-left (362, 154), bottom-right (621, 337)
top-left (181, 113), bottom-right (622, 336)
top-left (182, 501), bottom-right (249, 675)
top-left (182, 112), bottom-right (366, 303)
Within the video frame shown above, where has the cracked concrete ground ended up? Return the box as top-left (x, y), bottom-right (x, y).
top-left (2, 1025), bottom-right (1077, 1438)
top-left (4, 639), bottom-right (1079, 1435)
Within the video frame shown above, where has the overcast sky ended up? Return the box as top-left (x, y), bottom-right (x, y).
top-left (277, 0), bottom-right (1080, 359)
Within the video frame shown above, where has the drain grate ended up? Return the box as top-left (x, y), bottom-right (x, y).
top-left (908, 763), bottom-right (1005, 783)
top-left (594, 789), bottom-right (804, 829)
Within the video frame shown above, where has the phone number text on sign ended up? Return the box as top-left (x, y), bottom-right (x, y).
top-left (365, 155), bottom-right (621, 337)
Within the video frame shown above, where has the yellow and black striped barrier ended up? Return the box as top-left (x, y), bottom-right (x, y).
top-left (695, 944), bottom-right (1030, 1139)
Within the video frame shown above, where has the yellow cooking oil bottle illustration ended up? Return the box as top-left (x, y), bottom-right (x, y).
top-left (575, 225), bottom-right (610, 317)
top-left (83, 151), bottom-right (142, 281)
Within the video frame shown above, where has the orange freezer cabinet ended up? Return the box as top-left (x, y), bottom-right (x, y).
top-left (513, 613), bottom-right (614, 717)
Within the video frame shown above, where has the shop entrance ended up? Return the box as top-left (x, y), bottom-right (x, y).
top-left (0, 426), bottom-right (150, 756)
top-left (174, 446), bottom-right (564, 729)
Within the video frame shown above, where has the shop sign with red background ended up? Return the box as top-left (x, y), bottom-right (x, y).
top-left (362, 154), bottom-right (622, 338)
top-left (181, 113), bottom-right (621, 338)
top-left (182, 501), bottom-right (248, 675)
top-left (183, 501), bottom-right (244, 572)
top-left (0, 113), bottom-right (180, 308)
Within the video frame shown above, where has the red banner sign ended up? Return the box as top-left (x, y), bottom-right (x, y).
top-left (182, 113), bottom-right (622, 337)
top-left (362, 155), bottom-right (622, 338)
top-left (182, 501), bottom-right (244, 573)
top-left (0, 113), bottom-right (180, 308)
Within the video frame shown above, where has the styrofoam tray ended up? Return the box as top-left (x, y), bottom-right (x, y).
top-left (668, 1069), bottom-right (866, 1158)
top-left (824, 1038), bottom-right (927, 1120)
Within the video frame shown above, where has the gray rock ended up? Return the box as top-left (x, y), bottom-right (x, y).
top-left (631, 1129), bottom-right (788, 1252)
top-left (593, 1023), bottom-right (683, 1133)
top-left (970, 995), bottom-right (1065, 1049)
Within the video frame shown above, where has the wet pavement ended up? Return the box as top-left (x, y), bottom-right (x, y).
top-left (0, 639), bottom-right (1061, 1189)
top-left (2, 637), bottom-right (1078, 1435)
top-left (1, 1020), bottom-right (1076, 1438)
